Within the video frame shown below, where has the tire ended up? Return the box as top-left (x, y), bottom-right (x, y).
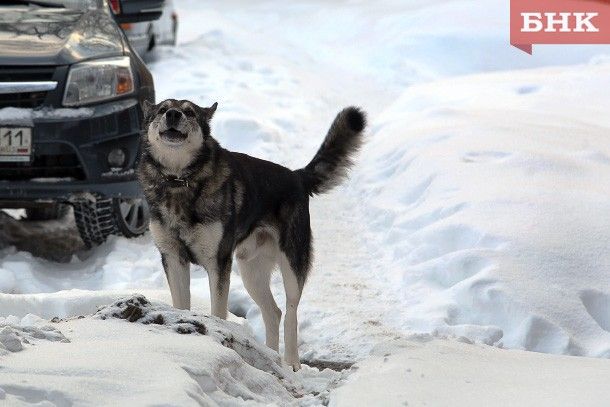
top-left (73, 198), bottom-right (150, 248)
top-left (73, 198), bottom-right (117, 248)
top-left (113, 198), bottom-right (150, 238)
top-left (25, 204), bottom-right (68, 221)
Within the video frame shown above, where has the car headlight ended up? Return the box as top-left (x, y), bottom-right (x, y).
top-left (63, 57), bottom-right (134, 106)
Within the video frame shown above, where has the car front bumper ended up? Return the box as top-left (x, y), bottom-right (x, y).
top-left (0, 98), bottom-right (144, 203)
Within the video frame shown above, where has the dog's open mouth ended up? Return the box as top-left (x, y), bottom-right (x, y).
top-left (160, 129), bottom-right (188, 144)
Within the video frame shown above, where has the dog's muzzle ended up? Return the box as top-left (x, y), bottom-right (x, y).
top-left (165, 108), bottom-right (182, 128)
top-left (160, 109), bottom-right (188, 143)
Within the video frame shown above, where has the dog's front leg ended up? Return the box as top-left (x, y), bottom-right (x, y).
top-left (191, 221), bottom-right (231, 319)
top-left (163, 252), bottom-right (191, 310)
top-left (206, 256), bottom-right (231, 319)
top-left (150, 221), bottom-right (191, 310)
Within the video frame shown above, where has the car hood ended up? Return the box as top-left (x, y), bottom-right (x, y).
top-left (0, 6), bottom-right (125, 65)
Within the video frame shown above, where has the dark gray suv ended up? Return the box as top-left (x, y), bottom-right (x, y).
top-left (0, 0), bottom-right (163, 247)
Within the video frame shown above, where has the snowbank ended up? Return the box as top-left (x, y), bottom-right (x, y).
top-left (0, 295), bottom-right (342, 406)
top-left (173, 0), bottom-right (610, 95)
top-left (330, 335), bottom-right (610, 407)
top-left (354, 62), bottom-right (610, 358)
top-left (0, 314), bottom-right (68, 354)
top-left (3, 297), bottom-right (607, 406)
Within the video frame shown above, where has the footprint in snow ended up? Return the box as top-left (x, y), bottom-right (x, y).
top-left (516, 85), bottom-right (539, 95)
top-left (462, 151), bottom-right (511, 163)
top-left (580, 289), bottom-right (610, 332)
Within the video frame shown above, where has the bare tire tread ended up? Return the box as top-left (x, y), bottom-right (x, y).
top-left (72, 199), bottom-right (118, 248)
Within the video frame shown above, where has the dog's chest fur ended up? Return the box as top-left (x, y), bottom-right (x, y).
top-left (158, 187), bottom-right (224, 228)
top-left (137, 151), bottom-right (236, 259)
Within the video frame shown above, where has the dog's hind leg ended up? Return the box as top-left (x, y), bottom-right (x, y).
top-left (150, 221), bottom-right (191, 310)
top-left (278, 204), bottom-right (312, 371)
top-left (237, 249), bottom-right (281, 352)
top-left (279, 254), bottom-right (305, 371)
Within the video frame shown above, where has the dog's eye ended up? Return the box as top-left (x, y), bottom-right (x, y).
top-left (184, 108), bottom-right (195, 117)
top-left (158, 106), bottom-right (168, 115)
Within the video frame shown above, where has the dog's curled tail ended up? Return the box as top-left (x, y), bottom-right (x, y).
top-left (299, 106), bottom-right (366, 196)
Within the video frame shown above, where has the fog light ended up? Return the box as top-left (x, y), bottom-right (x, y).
top-left (107, 148), bottom-right (126, 168)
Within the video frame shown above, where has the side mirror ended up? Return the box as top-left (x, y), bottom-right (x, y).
top-left (113, 0), bottom-right (165, 24)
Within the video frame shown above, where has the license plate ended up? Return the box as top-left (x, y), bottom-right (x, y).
top-left (0, 127), bottom-right (32, 162)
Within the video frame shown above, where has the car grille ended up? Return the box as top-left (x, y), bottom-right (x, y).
top-left (0, 66), bottom-right (56, 109)
top-left (0, 153), bottom-right (85, 181)
top-left (0, 66), bottom-right (55, 82)
top-left (0, 91), bottom-right (48, 108)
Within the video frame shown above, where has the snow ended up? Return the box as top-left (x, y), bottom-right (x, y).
top-left (330, 335), bottom-right (610, 407)
top-left (355, 64), bottom-right (610, 358)
top-left (2, 0), bottom-right (610, 405)
top-left (0, 295), bottom-right (342, 406)
top-left (0, 314), bottom-right (69, 354)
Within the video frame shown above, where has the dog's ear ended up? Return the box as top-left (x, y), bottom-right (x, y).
top-left (142, 99), bottom-right (155, 120)
top-left (202, 102), bottom-right (218, 120)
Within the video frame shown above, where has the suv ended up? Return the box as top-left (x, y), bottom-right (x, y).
top-left (121, 0), bottom-right (177, 56)
top-left (0, 0), bottom-right (162, 247)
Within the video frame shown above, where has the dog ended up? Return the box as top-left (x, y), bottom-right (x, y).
top-left (137, 99), bottom-right (366, 370)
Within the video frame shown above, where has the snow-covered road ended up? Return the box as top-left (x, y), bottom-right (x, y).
top-left (2, 0), bottom-right (610, 405)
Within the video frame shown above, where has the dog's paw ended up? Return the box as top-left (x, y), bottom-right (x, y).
top-left (284, 358), bottom-right (302, 372)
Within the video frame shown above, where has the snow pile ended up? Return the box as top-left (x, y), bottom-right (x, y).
top-left (2, 297), bottom-right (608, 407)
top-left (0, 288), bottom-right (174, 319)
top-left (330, 335), bottom-right (610, 407)
top-left (0, 295), bottom-right (343, 406)
top-left (0, 314), bottom-right (68, 354)
top-left (355, 62), bottom-right (610, 358)
top-left (94, 295), bottom-right (291, 379)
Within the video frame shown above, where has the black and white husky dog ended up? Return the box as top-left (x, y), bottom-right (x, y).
top-left (137, 99), bottom-right (366, 370)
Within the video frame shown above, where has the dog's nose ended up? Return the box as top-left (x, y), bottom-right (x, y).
top-left (165, 108), bottom-right (183, 128)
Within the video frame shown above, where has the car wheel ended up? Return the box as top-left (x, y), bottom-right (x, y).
top-left (113, 197), bottom-right (150, 238)
top-left (25, 204), bottom-right (69, 221)
top-left (72, 198), bottom-right (149, 248)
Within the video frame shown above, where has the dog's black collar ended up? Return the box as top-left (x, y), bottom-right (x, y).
top-left (144, 151), bottom-right (210, 190)
top-left (162, 175), bottom-right (190, 189)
